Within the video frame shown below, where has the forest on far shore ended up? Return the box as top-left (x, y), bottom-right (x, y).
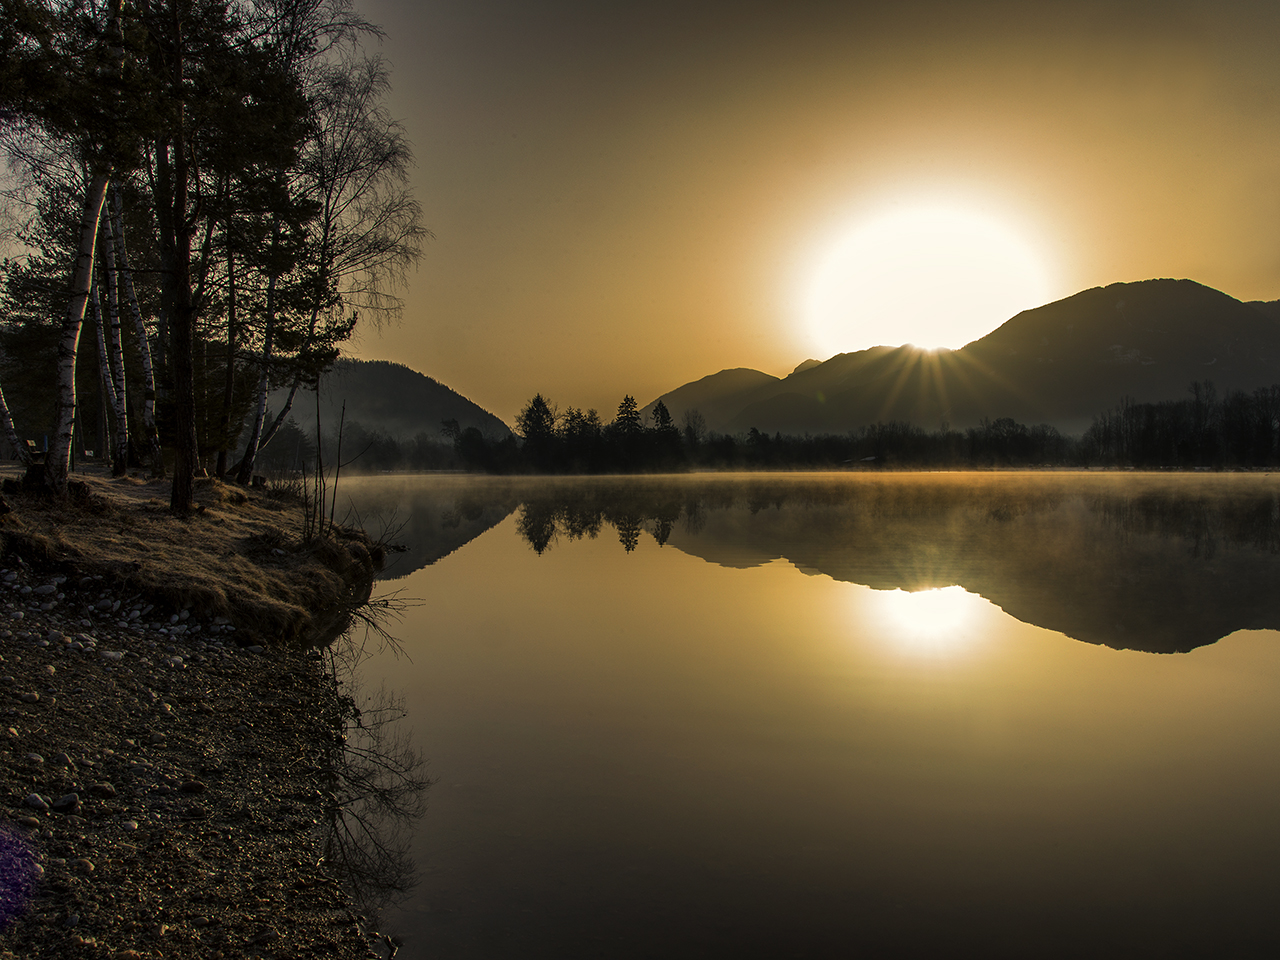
top-left (255, 378), bottom-right (1280, 475)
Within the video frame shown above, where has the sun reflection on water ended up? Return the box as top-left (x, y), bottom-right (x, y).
top-left (872, 584), bottom-right (985, 656)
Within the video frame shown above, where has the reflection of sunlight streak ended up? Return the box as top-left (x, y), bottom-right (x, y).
top-left (872, 585), bottom-right (984, 655)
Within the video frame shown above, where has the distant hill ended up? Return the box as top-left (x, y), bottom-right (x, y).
top-left (275, 359), bottom-right (511, 440)
top-left (646, 279), bottom-right (1280, 436)
top-left (645, 367), bottom-right (780, 430)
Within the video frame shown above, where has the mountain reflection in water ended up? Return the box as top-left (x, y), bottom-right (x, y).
top-left (359, 472), bottom-right (1280, 653)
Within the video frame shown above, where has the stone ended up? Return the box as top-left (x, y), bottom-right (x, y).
top-left (247, 927), bottom-right (279, 946)
top-left (178, 780), bottom-right (206, 794)
top-left (16, 816), bottom-right (40, 829)
top-left (88, 782), bottom-right (117, 799)
top-left (69, 858), bottom-right (94, 874)
top-left (122, 820), bottom-right (138, 831)
top-left (17, 691), bottom-right (39, 703)
top-left (32, 584), bottom-right (56, 596)
top-left (23, 793), bottom-right (48, 811)
top-left (51, 793), bottom-right (80, 814)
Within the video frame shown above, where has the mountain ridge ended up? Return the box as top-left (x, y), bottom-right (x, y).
top-left (645, 279), bottom-right (1280, 435)
top-left (275, 358), bottom-right (512, 440)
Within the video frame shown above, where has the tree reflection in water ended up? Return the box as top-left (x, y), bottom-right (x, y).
top-left (505, 474), bottom-right (1280, 653)
top-left (320, 608), bottom-right (431, 959)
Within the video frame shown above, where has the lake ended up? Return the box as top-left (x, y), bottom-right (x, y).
top-left (336, 472), bottom-right (1280, 959)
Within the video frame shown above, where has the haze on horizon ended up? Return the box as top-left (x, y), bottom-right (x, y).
top-left (352, 0), bottom-right (1280, 424)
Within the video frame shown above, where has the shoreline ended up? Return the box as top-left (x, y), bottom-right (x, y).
top-left (0, 467), bottom-right (385, 959)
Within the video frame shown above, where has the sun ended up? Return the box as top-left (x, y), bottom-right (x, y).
top-left (803, 202), bottom-right (1056, 356)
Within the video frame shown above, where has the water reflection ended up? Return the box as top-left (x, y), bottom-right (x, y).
top-left (320, 630), bottom-right (431, 945)
top-left (873, 585), bottom-right (989, 656)
top-left (356, 473), bottom-right (1280, 653)
top-left (336, 472), bottom-right (1280, 958)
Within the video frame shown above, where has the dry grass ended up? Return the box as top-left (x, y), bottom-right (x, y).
top-left (0, 465), bottom-right (382, 646)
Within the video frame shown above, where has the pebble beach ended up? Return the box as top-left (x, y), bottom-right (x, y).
top-left (0, 470), bottom-right (388, 959)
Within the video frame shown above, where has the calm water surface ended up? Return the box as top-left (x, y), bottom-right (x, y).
top-left (339, 472), bottom-right (1280, 958)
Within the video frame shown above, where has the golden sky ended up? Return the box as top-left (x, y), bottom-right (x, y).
top-left (353, 0), bottom-right (1280, 424)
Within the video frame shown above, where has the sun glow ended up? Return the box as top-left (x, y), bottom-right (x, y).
top-left (804, 202), bottom-right (1056, 356)
top-left (873, 585), bottom-right (984, 656)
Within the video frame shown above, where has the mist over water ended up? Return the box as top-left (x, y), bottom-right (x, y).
top-left (340, 472), bottom-right (1280, 958)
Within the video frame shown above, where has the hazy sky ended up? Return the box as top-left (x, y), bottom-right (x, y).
top-left (351, 0), bottom-right (1280, 423)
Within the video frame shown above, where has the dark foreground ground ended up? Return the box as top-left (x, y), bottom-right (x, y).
top-left (0, 470), bottom-right (384, 959)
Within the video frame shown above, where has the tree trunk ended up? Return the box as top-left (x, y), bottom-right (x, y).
top-left (100, 221), bottom-right (130, 475)
top-left (92, 279), bottom-right (122, 467)
top-left (235, 222), bottom-right (281, 486)
top-left (159, 2), bottom-right (197, 514)
top-left (0, 376), bottom-right (32, 467)
top-left (47, 170), bottom-right (112, 494)
top-left (110, 187), bottom-right (164, 475)
top-left (216, 243), bottom-right (237, 477)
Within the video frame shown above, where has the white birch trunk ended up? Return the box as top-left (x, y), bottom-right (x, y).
top-left (100, 222), bottom-right (130, 474)
top-left (47, 170), bottom-right (112, 493)
top-left (258, 380), bottom-right (301, 451)
top-left (92, 280), bottom-right (122, 466)
top-left (0, 378), bottom-right (32, 467)
top-left (110, 187), bottom-right (163, 476)
top-left (235, 244), bottom-right (280, 485)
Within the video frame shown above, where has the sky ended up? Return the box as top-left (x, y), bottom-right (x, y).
top-left (350, 0), bottom-right (1280, 424)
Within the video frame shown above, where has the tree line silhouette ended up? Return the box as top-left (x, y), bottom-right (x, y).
top-left (439, 381), bottom-right (1280, 472)
top-left (251, 379), bottom-right (1280, 475)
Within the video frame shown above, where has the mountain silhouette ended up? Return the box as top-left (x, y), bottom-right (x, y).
top-left (647, 279), bottom-right (1280, 435)
top-left (278, 358), bottom-right (512, 440)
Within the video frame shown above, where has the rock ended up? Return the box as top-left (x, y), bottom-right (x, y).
top-left (25, 753), bottom-right (44, 764)
top-left (69, 858), bottom-right (94, 874)
top-left (178, 780), bottom-right (206, 794)
top-left (101, 650), bottom-right (124, 661)
top-left (23, 793), bottom-right (48, 812)
top-left (121, 820), bottom-right (138, 831)
top-left (247, 927), bottom-right (279, 946)
top-left (15, 816), bottom-right (40, 829)
top-left (115, 950), bottom-right (142, 960)
top-left (33, 584), bottom-right (57, 596)
top-left (51, 793), bottom-right (80, 814)
top-left (88, 782), bottom-right (117, 799)
top-left (147, 732), bottom-right (165, 745)
top-left (17, 691), bottom-right (39, 703)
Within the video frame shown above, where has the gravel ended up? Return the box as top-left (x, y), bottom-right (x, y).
top-left (0, 557), bottom-right (381, 959)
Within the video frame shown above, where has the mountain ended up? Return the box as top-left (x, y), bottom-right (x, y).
top-left (647, 279), bottom-right (1280, 435)
top-left (276, 359), bottom-right (512, 439)
top-left (646, 367), bottom-right (780, 430)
